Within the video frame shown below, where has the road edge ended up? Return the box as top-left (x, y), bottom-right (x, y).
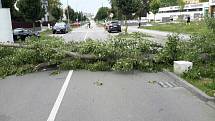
top-left (164, 71), bottom-right (215, 104)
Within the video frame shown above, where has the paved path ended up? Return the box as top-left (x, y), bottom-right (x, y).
top-left (127, 26), bottom-right (190, 44)
top-left (0, 70), bottom-right (215, 121)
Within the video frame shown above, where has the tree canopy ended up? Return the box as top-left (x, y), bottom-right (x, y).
top-left (113, 0), bottom-right (141, 18)
top-left (51, 6), bottom-right (63, 21)
top-left (95, 7), bottom-right (110, 20)
top-left (150, 0), bottom-right (161, 14)
top-left (65, 6), bottom-right (75, 21)
top-left (160, 0), bottom-right (177, 7)
top-left (17, 0), bottom-right (44, 22)
top-left (2, 0), bottom-right (25, 21)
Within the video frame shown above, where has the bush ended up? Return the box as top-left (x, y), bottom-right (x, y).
top-left (59, 60), bottom-right (85, 70)
top-left (205, 17), bottom-right (215, 33)
top-left (86, 61), bottom-right (111, 71)
top-left (156, 34), bottom-right (181, 65)
top-left (112, 58), bottom-right (135, 72)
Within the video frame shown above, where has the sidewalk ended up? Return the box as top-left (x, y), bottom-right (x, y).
top-left (126, 26), bottom-right (190, 41)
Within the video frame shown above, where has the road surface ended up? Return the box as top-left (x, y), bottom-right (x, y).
top-left (0, 70), bottom-right (215, 121)
top-left (51, 21), bottom-right (174, 45)
top-left (51, 21), bottom-right (111, 42)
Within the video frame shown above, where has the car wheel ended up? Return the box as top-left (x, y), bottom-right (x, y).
top-left (13, 35), bottom-right (17, 41)
top-left (53, 31), bottom-right (56, 34)
top-left (20, 35), bottom-right (26, 41)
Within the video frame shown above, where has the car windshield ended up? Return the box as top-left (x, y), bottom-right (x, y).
top-left (14, 28), bottom-right (24, 32)
top-left (55, 23), bottom-right (65, 27)
top-left (111, 22), bottom-right (119, 25)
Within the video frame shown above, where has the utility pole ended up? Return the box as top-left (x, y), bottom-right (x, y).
top-left (67, 0), bottom-right (70, 24)
top-left (0, 0), bottom-right (2, 8)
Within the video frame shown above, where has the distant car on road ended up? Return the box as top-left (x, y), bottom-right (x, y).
top-left (72, 22), bottom-right (81, 26)
top-left (107, 21), bottom-right (121, 33)
top-left (13, 28), bottom-right (40, 41)
top-left (52, 22), bottom-right (70, 34)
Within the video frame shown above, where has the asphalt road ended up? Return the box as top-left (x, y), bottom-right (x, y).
top-left (50, 21), bottom-right (167, 45)
top-left (0, 70), bottom-right (215, 121)
top-left (51, 21), bottom-right (111, 42)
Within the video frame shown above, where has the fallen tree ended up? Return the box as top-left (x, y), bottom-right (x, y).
top-left (3, 32), bottom-right (213, 80)
top-left (0, 32), bottom-right (165, 78)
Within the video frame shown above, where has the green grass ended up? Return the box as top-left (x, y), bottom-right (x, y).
top-left (40, 29), bottom-right (52, 36)
top-left (185, 78), bottom-right (215, 97)
top-left (142, 21), bottom-right (209, 34)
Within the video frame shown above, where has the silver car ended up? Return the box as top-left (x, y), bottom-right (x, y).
top-left (52, 22), bottom-right (70, 34)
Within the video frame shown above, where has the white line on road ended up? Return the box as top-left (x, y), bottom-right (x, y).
top-left (47, 70), bottom-right (74, 121)
top-left (84, 31), bottom-right (89, 41)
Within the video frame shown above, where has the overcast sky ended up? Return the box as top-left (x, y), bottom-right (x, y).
top-left (60, 0), bottom-right (110, 15)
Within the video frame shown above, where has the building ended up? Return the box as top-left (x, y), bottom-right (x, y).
top-left (41, 0), bottom-right (49, 22)
top-left (209, 0), bottom-right (215, 16)
top-left (147, 2), bottom-right (209, 22)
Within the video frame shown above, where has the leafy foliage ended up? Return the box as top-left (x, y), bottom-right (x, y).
top-left (160, 0), bottom-right (177, 7)
top-left (205, 17), bottom-right (215, 33)
top-left (17, 0), bottom-right (44, 22)
top-left (0, 32), bottom-right (163, 78)
top-left (51, 6), bottom-right (63, 21)
top-left (114, 0), bottom-right (141, 18)
top-left (95, 7), bottom-right (110, 20)
top-left (150, 0), bottom-right (161, 15)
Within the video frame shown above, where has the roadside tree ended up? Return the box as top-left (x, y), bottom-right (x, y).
top-left (136, 0), bottom-right (150, 27)
top-left (95, 7), bottom-right (110, 21)
top-left (51, 6), bottom-right (63, 21)
top-left (110, 0), bottom-right (141, 32)
top-left (17, 0), bottom-right (45, 29)
top-left (177, 0), bottom-right (185, 21)
top-left (2, 0), bottom-right (25, 21)
top-left (65, 6), bottom-right (75, 21)
top-left (150, 0), bottom-right (161, 22)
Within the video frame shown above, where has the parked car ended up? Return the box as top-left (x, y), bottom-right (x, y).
top-left (72, 22), bottom-right (81, 26)
top-left (13, 28), bottom-right (40, 41)
top-left (52, 22), bottom-right (70, 34)
top-left (107, 21), bottom-right (121, 33)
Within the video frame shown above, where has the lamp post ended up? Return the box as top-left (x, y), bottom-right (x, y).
top-left (67, 0), bottom-right (70, 24)
top-left (0, 0), bottom-right (2, 8)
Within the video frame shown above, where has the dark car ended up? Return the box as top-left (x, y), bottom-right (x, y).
top-left (107, 21), bottom-right (121, 33)
top-left (52, 22), bottom-right (70, 34)
top-left (13, 28), bottom-right (40, 41)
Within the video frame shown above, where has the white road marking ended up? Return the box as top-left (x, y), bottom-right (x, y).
top-left (47, 70), bottom-right (74, 121)
top-left (84, 31), bottom-right (89, 41)
top-left (71, 30), bottom-right (104, 33)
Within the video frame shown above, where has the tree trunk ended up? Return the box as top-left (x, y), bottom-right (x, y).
top-left (0, 43), bottom-right (99, 60)
top-left (33, 22), bottom-right (35, 32)
top-left (154, 14), bottom-right (156, 23)
top-left (125, 16), bottom-right (128, 33)
top-left (138, 16), bottom-right (141, 28)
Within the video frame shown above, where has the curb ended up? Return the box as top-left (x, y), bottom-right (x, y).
top-left (164, 71), bottom-right (215, 103)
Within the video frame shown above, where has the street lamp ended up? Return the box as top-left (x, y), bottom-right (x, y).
top-left (0, 0), bottom-right (2, 8)
top-left (67, 0), bottom-right (70, 24)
